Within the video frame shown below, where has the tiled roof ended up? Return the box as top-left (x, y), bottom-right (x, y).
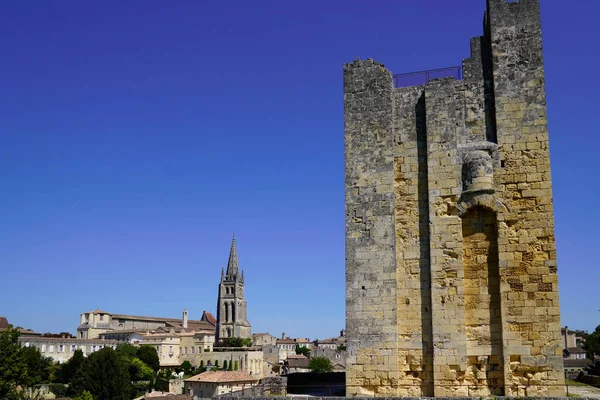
top-left (567, 347), bottom-right (587, 354)
top-left (18, 329), bottom-right (41, 336)
top-left (564, 359), bottom-right (593, 368)
top-left (185, 370), bottom-right (258, 383)
top-left (135, 392), bottom-right (192, 400)
top-left (252, 333), bottom-right (274, 337)
top-left (287, 357), bottom-right (310, 368)
top-left (99, 329), bottom-right (146, 336)
top-left (0, 317), bottom-right (9, 330)
top-left (201, 311), bottom-right (216, 326)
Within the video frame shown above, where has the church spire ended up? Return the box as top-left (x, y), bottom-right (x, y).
top-left (225, 234), bottom-right (239, 277)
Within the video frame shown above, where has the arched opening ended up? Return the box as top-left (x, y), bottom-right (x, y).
top-left (231, 302), bottom-right (236, 322)
top-left (462, 206), bottom-right (504, 396)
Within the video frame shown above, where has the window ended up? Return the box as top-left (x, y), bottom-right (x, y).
top-left (191, 347), bottom-right (194, 354)
top-left (24, 342), bottom-right (29, 347)
top-left (99, 314), bottom-right (104, 321)
top-left (59, 345), bottom-right (64, 353)
top-left (49, 345), bottom-right (54, 352)
top-left (71, 345), bottom-right (77, 351)
top-left (41, 345), bottom-right (46, 352)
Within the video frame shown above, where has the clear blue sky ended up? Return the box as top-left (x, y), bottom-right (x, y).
top-left (1, 0), bottom-right (598, 340)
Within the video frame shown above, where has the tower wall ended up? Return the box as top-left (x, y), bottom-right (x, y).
top-left (344, 59), bottom-right (399, 397)
top-left (344, 0), bottom-right (563, 396)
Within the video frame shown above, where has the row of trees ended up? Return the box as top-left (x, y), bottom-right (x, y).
top-left (0, 327), bottom-right (161, 400)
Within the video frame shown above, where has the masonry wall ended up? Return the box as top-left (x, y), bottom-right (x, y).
top-left (344, 0), bottom-right (563, 397)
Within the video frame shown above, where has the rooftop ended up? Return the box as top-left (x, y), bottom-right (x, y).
top-left (185, 370), bottom-right (258, 383)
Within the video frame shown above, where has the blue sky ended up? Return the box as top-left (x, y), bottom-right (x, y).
top-left (1, 0), bottom-right (598, 340)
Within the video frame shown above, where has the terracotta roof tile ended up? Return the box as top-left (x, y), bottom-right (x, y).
top-left (0, 317), bottom-right (9, 330)
top-left (184, 370), bottom-right (258, 383)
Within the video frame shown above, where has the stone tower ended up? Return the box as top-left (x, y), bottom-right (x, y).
top-left (344, 0), bottom-right (564, 397)
top-left (216, 236), bottom-right (251, 342)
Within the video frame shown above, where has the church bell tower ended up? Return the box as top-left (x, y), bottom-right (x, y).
top-left (216, 235), bottom-right (252, 342)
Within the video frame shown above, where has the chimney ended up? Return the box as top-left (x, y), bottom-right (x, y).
top-left (183, 309), bottom-right (188, 329)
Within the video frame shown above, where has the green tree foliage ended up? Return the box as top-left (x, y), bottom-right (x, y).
top-left (295, 344), bottom-right (311, 356)
top-left (180, 361), bottom-right (193, 376)
top-left (129, 358), bottom-right (154, 382)
top-left (21, 345), bottom-right (55, 385)
top-left (137, 345), bottom-right (160, 372)
top-left (73, 390), bottom-right (94, 400)
top-left (154, 370), bottom-right (172, 392)
top-left (0, 327), bottom-right (28, 398)
top-left (48, 383), bottom-right (68, 398)
top-left (115, 342), bottom-right (138, 361)
top-left (71, 347), bottom-right (132, 400)
top-left (218, 337), bottom-right (252, 347)
top-left (58, 349), bottom-right (85, 384)
top-left (309, 356), bottom-right (333, 373)
top-left (234, 360), bottom-right (238, 371)
top-left (337, 345), bottom-right (347, 352)
top-left (584, 325), bottom-right (600, 358)
top-left (222, 360), bottom-right (228, 371)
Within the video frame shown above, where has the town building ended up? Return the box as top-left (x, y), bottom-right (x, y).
top-left (216, 236), bottom-right (251, 341)
top-left (20, 333), bottom-right (119, 364)
top-left (181, 349), bottom-right (264, 377)
top-left (184, 370), bottom-right (259, 399)
top-left (77, 308), bottom-right (215, 340)
top-left (275, 334), bottom-right (312, 362)
top-left (252, 333), bottom-right (277, 347)
top-left (285, 355), bottom-right (310, 373)
top-left (311, 347), bottom-right (346, 372)
top-left (2, 316), bottom-right (120, 364)
top-left (344, 0), bottom-right (564, 397)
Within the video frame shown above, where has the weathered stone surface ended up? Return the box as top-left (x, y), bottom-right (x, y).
top-left (344, 0), bottom-right (563, 397)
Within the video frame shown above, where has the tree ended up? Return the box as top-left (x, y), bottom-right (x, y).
top-left (180, 361), bottom-right (193, 376)
top-left (71, 347), bottom-right (132, 400)
top-left (137, 345), bottom-right (160, 372)
top-left (154, 370), bottom-right (171, 392)
top-left (21, 344), bottom-right (55, 385)
top-left (234, 360), bottom-right (238, 371)
top-left (73, 390), bottom-right (94, 400)
top-left (309, 357), bottom-right (333, 373)
top-left (58, 349), bottom-right (85, 384)
top-left (115, 343), bottom-right (138, 361)
top-left (0, 327), bottom-right (27, 398)
top-left (218, 337), bottom-right (252, 347)
top-left (295, 344), bottom-right (310, 357)
top-left (584, 325), bottom-right (600, 359)
top-left (337, 345), bottom-right (347, 352)
top-left (129, 358), bottom-right (154, 382)
top-left (222, 360), bottom-right (228, 371)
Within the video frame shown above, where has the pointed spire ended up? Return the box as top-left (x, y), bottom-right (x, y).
top-left (225, 234), bottom-right (239, 277)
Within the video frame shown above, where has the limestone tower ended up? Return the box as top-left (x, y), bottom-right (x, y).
top-left (216, 236), bottom-right (251, 342)
top-left (344, 0), bottom-right (563, 397)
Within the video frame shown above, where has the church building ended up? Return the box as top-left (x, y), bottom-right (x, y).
top-left (216, 236), bottom-right (252, 341)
